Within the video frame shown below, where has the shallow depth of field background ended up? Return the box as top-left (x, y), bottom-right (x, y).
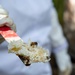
top-left (51, 0), bottom-right (75, 75)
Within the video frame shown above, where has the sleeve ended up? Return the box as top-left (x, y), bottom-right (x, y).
top-left (49, 7), bottom-right (68, 54)
top-left (49, 6), bottom-right (72, 72)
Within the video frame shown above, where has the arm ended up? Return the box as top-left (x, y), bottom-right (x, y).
top-left (49, 6), bottom-right (72, 75)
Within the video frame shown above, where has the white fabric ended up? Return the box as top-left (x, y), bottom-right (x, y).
top-left (0, 0), bottom-right (52, 75)
top-left (49, 8), bottom-right (67, 49)
top-left (0, 0), bottom-right (71, 75)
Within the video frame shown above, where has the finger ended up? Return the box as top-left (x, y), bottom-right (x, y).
top-left (0, 17), bottom-right (13, 26)
top-left (0, 6), bottom-right (8, 15)
top-left (10, 23), bottom-right (16, 32)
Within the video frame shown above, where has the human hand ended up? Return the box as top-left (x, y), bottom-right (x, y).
top-left (0, 6), bottom-right (16, 44)
top-left (55, 49), bottom-right (72, 75)
top-left (59, 61), bottom-right (72, 75)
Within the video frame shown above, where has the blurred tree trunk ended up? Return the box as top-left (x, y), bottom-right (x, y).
top-left (63, 0), bottom-right (75, 60)
top-left (63, 0), bottom-right (75, 74)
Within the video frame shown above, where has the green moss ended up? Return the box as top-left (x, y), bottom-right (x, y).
top-left (53, 0), bottom-right (64, 25)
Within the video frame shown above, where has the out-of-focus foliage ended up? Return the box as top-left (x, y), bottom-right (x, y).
top-left (53, 0), bottom-right (64, 25)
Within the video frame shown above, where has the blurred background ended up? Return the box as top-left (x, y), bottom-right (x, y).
top-left (51, 0), bottom-right (75, 75)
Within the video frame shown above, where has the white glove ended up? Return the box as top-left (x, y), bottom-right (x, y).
top-left (59, 68), bottom-right (72, 75)
top-left (55, 49), bottom-right (72, 75)
top-left (0, 6), bottom-right (16, 44)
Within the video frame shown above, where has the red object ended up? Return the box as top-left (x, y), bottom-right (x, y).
top-left (0, 26), bottom-right (18, 38)
top-left (0, 26), bottom-right (11, 31)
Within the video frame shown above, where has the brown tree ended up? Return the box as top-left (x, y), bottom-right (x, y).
top-left (64, 0), bottom-right (75, 59)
